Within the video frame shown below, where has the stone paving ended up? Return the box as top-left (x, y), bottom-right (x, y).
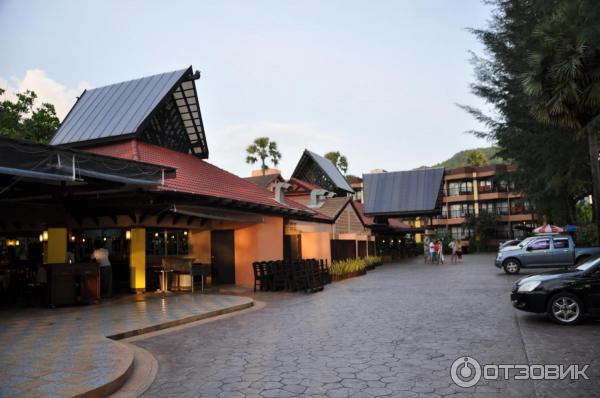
top-left (136, 254), bottom-right (600, 398)
top-left (0, 292), bottom-right (252, 398)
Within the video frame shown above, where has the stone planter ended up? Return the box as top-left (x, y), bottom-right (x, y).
top-left (332, 269), bottom-right (366, 282)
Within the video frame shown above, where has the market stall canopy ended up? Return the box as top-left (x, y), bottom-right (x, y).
top-left (363, 168), bottom-right (444, 217)
top-left (291, 150), bottom-right (354, 195)
top-left (50, 66), bottom-right (209, 158)
top-left (564, 224), bottom-right (577, 232)
top-left (533, 224), bottom-right (564, 234)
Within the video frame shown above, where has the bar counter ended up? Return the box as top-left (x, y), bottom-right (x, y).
top-left (43, 262), bottom-right (100, 307)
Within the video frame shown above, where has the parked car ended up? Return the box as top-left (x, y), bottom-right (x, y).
top-left (499, 239), bottom-right (521, 250)
top-left (495, 234), bottom-right (600, 274)
top-left (510, 255), bottom-right (600, 324)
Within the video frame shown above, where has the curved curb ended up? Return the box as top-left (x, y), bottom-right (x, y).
top-left (97, 298), bottom-right (255, 398)
top-left (106, 344), bottom-right (158, 398)
top-left (106, 299), bottom-right (254, 340)
top-left (75, 339), bottom-right (135, 398)
top-left (75, 298), bottom-right (254, 398)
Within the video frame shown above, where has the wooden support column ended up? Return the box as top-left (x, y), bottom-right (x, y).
top-left (130, 228), bottom-right (146, 293)
top-left (44, 227), bottom-right (67, 264)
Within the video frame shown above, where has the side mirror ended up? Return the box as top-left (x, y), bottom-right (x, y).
top-left (525, 246), bottom-right (532, 251)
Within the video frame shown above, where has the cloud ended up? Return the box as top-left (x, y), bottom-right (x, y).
top-left (208, 121), bottom-right (343, 178)
top-left (0, 69), bottom-right (89, 120)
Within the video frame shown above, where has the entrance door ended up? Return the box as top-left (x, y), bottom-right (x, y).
top-left (284, 235), bottom-right (302, 261)
top-left (211, 230), bottom-right (235, 284)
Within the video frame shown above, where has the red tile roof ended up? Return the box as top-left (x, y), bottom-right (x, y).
top-left (352, 201), bottom-right (374, 226)
top-left (85, 140), bottom-right (327, 218)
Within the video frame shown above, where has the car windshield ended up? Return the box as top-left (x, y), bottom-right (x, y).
top-left (576, 256), bottom-right (600, 271)
top-left (517, 237), bottom-right (536, 248)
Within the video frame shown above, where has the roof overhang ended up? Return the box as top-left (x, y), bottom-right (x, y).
top-left (170, 204), bottom-right (264, 224)
top-left (0, 137), bottom-right (176, 189)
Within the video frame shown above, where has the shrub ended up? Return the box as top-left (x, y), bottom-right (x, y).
top-left (329, 258), bottom-right (367, 276)
top-left (363, 256), bottom-right (383, 267)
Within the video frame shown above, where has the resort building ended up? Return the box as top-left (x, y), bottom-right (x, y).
top-left (430, 164), bottom-right (536, 245)
top-left (0, 67), bottom-right (338, 304)
top-left (362, 165), bottom-right (536, 250)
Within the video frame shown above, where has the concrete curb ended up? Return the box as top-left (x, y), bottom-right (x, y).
top-left (94, 299), bottom-right (255, 398)
top-left (107, 300), bottom-right (254, 340)
top-left (75, 339), bottom-right (135, 398)
top-left (106, 344), bottom-right (158, 398)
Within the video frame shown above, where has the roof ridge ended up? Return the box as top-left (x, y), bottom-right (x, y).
top-left (84, 67), bottom-right (190, 92)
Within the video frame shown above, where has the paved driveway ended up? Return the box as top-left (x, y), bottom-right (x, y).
top-left (136, 254), bottom-right (600, 398)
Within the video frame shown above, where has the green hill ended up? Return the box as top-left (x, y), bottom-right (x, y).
top-left (418, 147), bottom-right (508, 169)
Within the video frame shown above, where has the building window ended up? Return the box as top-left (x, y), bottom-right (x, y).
top-left (479, 202), bottom-right (495, 214)
top-left (450, 226), bottom-right (472, 240)
top-left (447, 182), bottom-right (459, 196)
top-left (146, 229), bottom-right (189, 256)
top-left (478, 180), bottom-right (493, 193)
top-left (460, 181), bottom-right (473, 195)
top-left (447, 181), bottom-right (473, 196)
top-left (498, 180), bottom-right (509, 192)
top-left (496, 201), bottom-right (509, 215)
top-left (449, 203), bottom-right (474, 218)
top-left (511, 199), bottom-right (531, 214)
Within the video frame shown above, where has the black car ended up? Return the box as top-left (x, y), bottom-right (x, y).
top-left (510, 256), bottom-right (600, 325)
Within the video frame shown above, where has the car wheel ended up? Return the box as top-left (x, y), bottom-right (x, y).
top-left (547, 293), bottom-right (583, 325)
top-left (503, 259), bottom-right (520, 274)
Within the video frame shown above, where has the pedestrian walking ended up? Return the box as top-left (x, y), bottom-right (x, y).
top-left (429, 240), bottom-right (436, 264)
top-left (436, 240), bottom-right (445, 264)
top-left (449, 239), bottom-right (458, 264)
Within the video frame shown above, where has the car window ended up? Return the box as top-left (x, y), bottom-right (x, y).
top-left (553, 238), bottom-right (570, 249)
top-left (518, 237), bottom-right (536, 248)
top-left (529, 239), bottom-right (550, 251)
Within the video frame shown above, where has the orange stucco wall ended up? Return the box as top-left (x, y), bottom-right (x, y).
top-left (300, 232), bottom-right (332, 264)
top-left (188, 230), bottom-right (211, 263)
top-left (234, 216), bottom-right (284, 286)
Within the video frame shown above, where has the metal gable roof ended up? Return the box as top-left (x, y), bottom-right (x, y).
top-left (307, 150), bottom-right (354, 193)
top-left (291, 150), bottom-right (354, 194)
top-left (363, 168), bottom-right (445, 216)
top-left (51, 69), bottom-right (188, 146)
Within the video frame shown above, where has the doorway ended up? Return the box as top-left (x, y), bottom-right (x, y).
top-left (211, 230), bottom-right (235, 284)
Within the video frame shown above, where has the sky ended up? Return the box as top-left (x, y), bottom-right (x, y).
top-left (0, 0), bottom-right (493, 178)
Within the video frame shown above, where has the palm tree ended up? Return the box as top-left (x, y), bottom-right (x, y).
top-left (522, 0), bottom-right (600, 240)
top-left (245, 137), bottom-right (282, 175)
top-left (324, 151), bottom-right (349, 174)
top-left (466, 150), bottom-right (488, 167)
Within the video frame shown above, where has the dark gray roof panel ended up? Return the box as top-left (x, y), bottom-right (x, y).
top-left (302, 150), bottom-right (354, 193)
top-left (50, 69), bottom-right (188, 146)
top-left (363, 168), bottom-right (445, 216)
